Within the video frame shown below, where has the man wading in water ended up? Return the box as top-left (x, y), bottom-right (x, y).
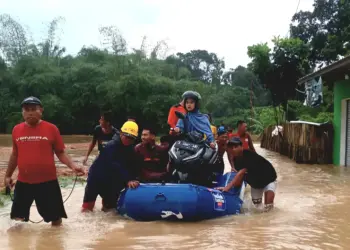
top-left (83, 111), bottom-right (118, 165)
top-left (216, 137), bottom-right (277, 212)
top-left (82, 121), bottom-right (140, 212)
top-left (229, 120), bottom-right (255, 171)
top-left (4, 96), bottom-right (85, 226)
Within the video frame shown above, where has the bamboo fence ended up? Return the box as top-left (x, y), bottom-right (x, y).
top-left (260, 122), bottom-right (334, 164)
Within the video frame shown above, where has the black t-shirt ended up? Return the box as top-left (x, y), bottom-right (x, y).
top-left (234, 150), bottom-right (277, 189)
top-left (93, 125), bottom-right (119, 152)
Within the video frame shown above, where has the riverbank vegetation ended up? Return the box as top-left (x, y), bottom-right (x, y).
top-left (0, 0), bottom-right (347, 135)
top-left (0, 14), bottom-right (272, 135)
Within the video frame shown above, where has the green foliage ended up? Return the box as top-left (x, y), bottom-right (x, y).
top-left (247, 37), bottom-right (311, 107)
top-left (214, 106), bottom-right (283, 135)
top-left (0, 189), bottom-right (12, 208)
top-left (0, 14), bottom-right (272, 134)
top-left (298, 112), bottom-right (334, 123)
top-left (287, 99), bottom-right (333, 124)
top-left (0, 6), bottom-right (340, 135)
top-left (243, 0), bottom-right (350, 126)
top-left (290, 0), bottom-right (350, 65)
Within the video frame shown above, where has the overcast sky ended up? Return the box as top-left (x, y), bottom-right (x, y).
top-left (1, 0), bottom-right (314, 69)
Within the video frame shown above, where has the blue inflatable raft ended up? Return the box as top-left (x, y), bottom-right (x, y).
top-left (116, 172), bottom-right (246, 221)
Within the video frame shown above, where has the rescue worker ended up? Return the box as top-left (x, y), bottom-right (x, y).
top-left (126, 116), bottom-right (141, 144)
top-left (81, 121), bottom-right (140, 212)
top-left (134, 127), bottom-right (169, 182)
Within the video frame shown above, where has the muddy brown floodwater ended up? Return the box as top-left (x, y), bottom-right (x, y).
top-left (1, 135), bottom-right (350, 250)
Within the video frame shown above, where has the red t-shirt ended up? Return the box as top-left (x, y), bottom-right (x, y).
top-left (12, 121), bottom-right (65, 184)
top-left (228, 132), bottom-right (234, 140)
top-left (232, 133), bottom-right (250, 150)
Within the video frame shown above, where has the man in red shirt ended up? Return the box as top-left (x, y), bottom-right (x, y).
top-left (227, 127), bottom-right (234, 140)
top-left (4, 96), bottom-right (85, 226)
top-left (229, 120), bottom-right (255, 172)
top-left (134, 127), bottom-right (169, 182)
top-left (233, 120), bottom-right (255, 151)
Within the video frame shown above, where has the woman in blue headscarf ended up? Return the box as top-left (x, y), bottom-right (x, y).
top-left (174, 91), bottom-right (216, 149)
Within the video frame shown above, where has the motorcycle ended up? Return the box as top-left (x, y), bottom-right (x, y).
top-left (168, 111), bottom-right (222, 187)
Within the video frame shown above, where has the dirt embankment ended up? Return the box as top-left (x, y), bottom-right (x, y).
top-left (0, 143), bottom-right (91, 191)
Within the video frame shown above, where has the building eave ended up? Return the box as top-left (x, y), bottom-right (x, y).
top-left (297, 56), bottom-right (350, 85)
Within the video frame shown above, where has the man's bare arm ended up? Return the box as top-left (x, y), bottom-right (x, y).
top-left (4, 143), bottom-right (18, 187)
top-left (225, 169), bottom-right (247, 189)
top-left (216, 168), bottom-right (246, 192)
top-left (85, 139), bottom-right (97, 158)
top-left (226, 149), bottom-right (237, 172)
top-left (5, 150), bottom-right (18, 178)
top-left (56, 150), bottom-right (76, 170)
top-left (56, 150), bottom-right (86, 175)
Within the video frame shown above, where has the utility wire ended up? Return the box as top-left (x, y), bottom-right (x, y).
top-left (285, 0), bottom-right (301, 37)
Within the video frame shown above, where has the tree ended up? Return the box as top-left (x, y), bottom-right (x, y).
top-left (0, 14), bottom-right (277, 134)
top-left (0, 14), bottom-right (28, 65)
top-left (171, 50), bottom-right (225, 86)
top-left (247, 37), bottom-right (310, 107)
top-left (290, 0), bottom-right (350, 65)
top-left (222, 65), bottom-right (271, 106)
top-left (37, 17), bottom-right (66, 62)
top-left (99, 26), bottom-right (127, 55)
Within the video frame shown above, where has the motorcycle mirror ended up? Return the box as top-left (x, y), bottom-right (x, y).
top-left (175, 111), bottom-right (185, 119)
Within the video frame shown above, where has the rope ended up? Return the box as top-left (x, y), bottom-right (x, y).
top-left (6, 175), bottom-right (78, 224)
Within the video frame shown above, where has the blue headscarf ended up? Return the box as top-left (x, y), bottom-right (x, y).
top-left (176, 109), bottom-right (214, 143)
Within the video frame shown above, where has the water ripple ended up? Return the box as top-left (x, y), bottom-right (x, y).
top-left (0, 145), bottom-right (350, 249)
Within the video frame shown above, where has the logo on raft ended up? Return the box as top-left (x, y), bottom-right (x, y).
top-left (161, 211), bottom-right (183, 219)
top-left (211, 191), bottom-right (226, 211)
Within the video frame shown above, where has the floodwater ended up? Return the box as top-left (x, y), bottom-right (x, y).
top-left (1, 136), bottom-right (350, 250)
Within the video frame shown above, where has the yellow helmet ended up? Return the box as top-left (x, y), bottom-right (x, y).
top-left (121, 121), bottom-right (138, 138)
